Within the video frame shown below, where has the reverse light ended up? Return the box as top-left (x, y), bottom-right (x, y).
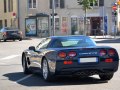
top-left (68, 51), bottom-right (77, 57)
top-left (58, 52), bottom-right (67, 58)
top-left (108, 49), bottom-right (116, 56)
top-left (100, 50), bottom-right (107, 56)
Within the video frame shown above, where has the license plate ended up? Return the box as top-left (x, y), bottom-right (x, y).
top-left (78, 57), bottom-right (98, 63)
top-left (12, 33), bottom-right (17, 34)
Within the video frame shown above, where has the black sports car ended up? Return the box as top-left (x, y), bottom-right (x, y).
top-left (22, 35), bottom-right (119, 81)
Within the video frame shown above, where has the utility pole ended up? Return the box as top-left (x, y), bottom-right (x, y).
top-left (52, 0), bottom-right (55, 36)
top-left (102, 6), bottom-right (105, 38)
top-left (84, 8), bottom-right (87, 36)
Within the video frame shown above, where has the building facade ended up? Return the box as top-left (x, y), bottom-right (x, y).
top-left (0, 0), bottom-right (119, 37)
top-left (0, 0), bottom-right (18, 29)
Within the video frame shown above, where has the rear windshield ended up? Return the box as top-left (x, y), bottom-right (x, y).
top-left (51, 37), bottom-right (96, 48)
top-left (5, 27), bottom-right (18, 30)
top-left (4, 27), bottom-right (11, 30)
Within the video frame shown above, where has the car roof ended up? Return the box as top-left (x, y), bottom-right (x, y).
top-left (50, 35), bottom-right (90, 39)
top-left (0, 27), bottom-right (18, 31)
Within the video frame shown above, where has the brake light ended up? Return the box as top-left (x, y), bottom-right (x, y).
top-left (3, 32), bottom-right (7, 36)
top-left (64, 61), bottom-right (73, 65)
top-left (58, 52), bottom-right (67, 58)
top-left (108, 49), bottom-right (116, 56)
top-left (68, 51), bottom-right (77, 57)
top-left (100, 50), bottom-right (107, 56)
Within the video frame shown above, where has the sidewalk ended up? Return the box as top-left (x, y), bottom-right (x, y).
top-left (90, 35), bottom-right (120, 41)
top-left (90, 35), bottom-right (120, 39)
top-left (23, 35), bottom-right (120, 41)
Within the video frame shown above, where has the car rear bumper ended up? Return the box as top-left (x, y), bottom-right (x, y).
top-left (56, 61), bottom-right (119, 75)
top-left (6, 35), bottom-right (22, 40)
top-left (48, 59), bottom-right (119, 76)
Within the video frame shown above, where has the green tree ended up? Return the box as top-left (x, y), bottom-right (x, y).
top-left (77, 0), bottom-right (97, 35)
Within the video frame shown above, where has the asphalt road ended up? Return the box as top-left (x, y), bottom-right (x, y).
top-left (0, 38), bottom-right (120, 90)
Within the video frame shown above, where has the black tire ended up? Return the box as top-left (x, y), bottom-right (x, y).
top-left (3, 36), bottom-right (6, 42)
top-left (22, 55), bottom-right (31, 74)
top-left (3, 39), bottom-right (6, 42)
top-left (42, 58), bottom-right (54, 81)
top-left (19, 38), bottom-right (22, 41)
top-left (99, 73), bottom-right (114, 81)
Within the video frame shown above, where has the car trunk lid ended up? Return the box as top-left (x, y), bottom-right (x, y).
top-left (6, 30), bottom-right (19, 36)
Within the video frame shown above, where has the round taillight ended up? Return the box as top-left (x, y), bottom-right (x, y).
top-left (100, 50), bottom-right (107, 56)
top-left (68, 51), bottom-right (77, 57)
top-left (58, 52), bottom-right (67, 58)
top-left (3, 32), bottom-right (7, 36)
top-left (108, 49), bottom-right (116, 56)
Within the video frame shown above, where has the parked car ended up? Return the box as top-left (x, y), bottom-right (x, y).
top-left (21, 35), bottom-right (119, 81)
top-left (0, 27), bottom-right (23, 42)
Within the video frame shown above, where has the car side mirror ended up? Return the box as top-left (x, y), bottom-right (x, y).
top-left (29, 46), bottom-right (35, 51)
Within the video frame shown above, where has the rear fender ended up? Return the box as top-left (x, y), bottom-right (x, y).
top-left (44, 51), bottom-right (57, 73)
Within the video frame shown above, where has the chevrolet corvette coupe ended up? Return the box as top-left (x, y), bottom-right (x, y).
top-left (22, 36), bottom-right (119, 81)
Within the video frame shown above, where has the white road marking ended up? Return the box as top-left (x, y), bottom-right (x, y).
top-left (0, 55), bottom-right (20, 61)
top-left (0, 62), bottom-right (6, 65)
top-left (14, 74), bottom-right (33, 83)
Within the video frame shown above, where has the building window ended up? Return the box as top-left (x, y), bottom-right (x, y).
top-left (99, 0), bottom-right (104, 6)
top-left (28, 0), bottom-right (32, 8)
top-left (50, 0), bottom-right (65, 9)
top-left (71, 17), bottom-right (78, 35)
top-left (90, 0), bottom-right (99, 6)
top-left (33, 0), bottom-right (36, 8)
top-left (5, 19), bottom-right (7, 27)
top-left (51, 17), bottom-right (60, 31)
top-left (0, 20), bottom-right (3, 29)
top-left (60, 0), bottom-right (65, 8)
top-left (55, 18), bottom-right (60, 30)
top-left (11, 0), bottom-right (13, 12)
top-left (8, 0), bottom-right (13, 12)
top-left (8, 0), bottom-right (10, 12)
top-left (4, 0), bottom-right (7, 12)
top-left (55, 0), bottom-right (60, 8)
top-left (28, 0), bottom-right (37, 9)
